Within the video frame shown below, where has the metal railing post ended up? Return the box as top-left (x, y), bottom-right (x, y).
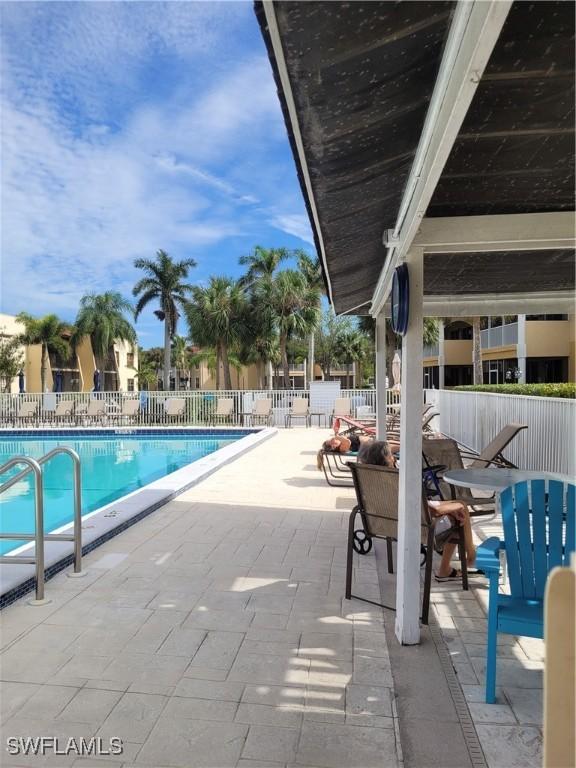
top-left (31, 461), bottom-right (45, 602)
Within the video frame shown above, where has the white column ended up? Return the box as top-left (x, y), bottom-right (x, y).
top-left (395, 247), bottom-right (424, 646)
top-left (517, 314), bottom-right (526, 383)
top-left (438, 320), bottom-right (445, 389)
top-left (375, 312), bottom-right (387, 440)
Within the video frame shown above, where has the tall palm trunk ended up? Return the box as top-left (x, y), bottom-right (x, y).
top-left (280, 334), bottom-right (290, 388)
top-left (41, 343), bottom-right (48, 393)
top-left (221, 342), bottom-right (232, 390)
top-left (267, 360), bottom-right (273, 390)
top-left (215, 342), bottom-right (221, 390)
top-left (163, 318), bottom-right (171, 390)
top-left (472, 316), bottom-right (483, 384)
top-left (308, 332), bottom-right (315, 384)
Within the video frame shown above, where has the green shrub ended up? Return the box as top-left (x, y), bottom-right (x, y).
top-left (452, 383), bottom-right (575, 398)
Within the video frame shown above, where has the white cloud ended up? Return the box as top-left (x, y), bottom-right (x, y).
top-left (0, 2), bottom-right (313, 330)
top-left (269, 214), bottom-right (314, 245)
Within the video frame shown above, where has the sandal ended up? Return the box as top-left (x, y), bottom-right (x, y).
top-left (435, 568), bottom-right (461, 582)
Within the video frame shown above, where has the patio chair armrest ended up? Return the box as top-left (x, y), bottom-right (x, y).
top-left (476, 537), bottom-right (502, 573)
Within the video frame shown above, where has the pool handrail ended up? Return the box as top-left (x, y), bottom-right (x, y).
top-left (0, 447), bottom-right (83, 602)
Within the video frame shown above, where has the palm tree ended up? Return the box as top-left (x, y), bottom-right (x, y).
top-left (262, 269), bottom-right (320, 387)
top-left (315, 310), bottom-right (353, 380)
top-left (337, 329), bottom-right (367, 388)
top-left (297, 252), bottom-right (324, 383)
top-left (17, 313), bottom-right (71, 392)
top-left (133, 250), bottom-right (196, 389)
top-left (171, 335), bottom-right (191, 390)
top-left (73, 293), bottom-right (136, 387)
top-left (239, 246), bottom-right (288, 287)
top-left (186, 277), bottom-right (247, 390)
top-left (134, 358), bottom-right (157, 390)
top-left (190, 348), bottom-right (243, 384)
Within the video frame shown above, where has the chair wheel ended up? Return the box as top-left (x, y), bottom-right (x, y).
top-left (353, 530), bottom-right (373, 555)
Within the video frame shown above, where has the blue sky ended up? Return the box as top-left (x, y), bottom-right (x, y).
top-left (0, 1), bottom-right (314, 347)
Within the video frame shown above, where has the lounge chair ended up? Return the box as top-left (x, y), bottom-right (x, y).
top-left (209, 398), bottom-right (234, 426)
top-left (467, 422), bottom-right (527, 469)
top-left (164, 397), bottom-right (186, 422)
top-left (285, 398), bottom-right (310, 428)
top-left (386, 408), bottom-right (439, 440)
top-left (346, 463), bottom-right (469, 624)
top-left (84, 399), bottom-right (106, 426)
top-left (249, 398), bottom-right (273, 426)
top-left (53, 400), bottom-right (74, 426)
top-left (318, 448), bottom-right (356, 487)
top-left (119, 398), bottom-right (140, 425)
top-left (333, 415), bottom-right (376, 436)
top-left (422, 437), bottom-right (498, 518)
top-left (331, 397), bottom-right (351, 420)
top-left (15, 400), bottom-right (38, 426)
top-left (477, 479), bottom-right (575, 703)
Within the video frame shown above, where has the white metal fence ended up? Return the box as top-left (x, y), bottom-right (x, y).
top-left (0, 389), bottom-right (400, 429)
top-left (426, 388), bottom-right (575, 476)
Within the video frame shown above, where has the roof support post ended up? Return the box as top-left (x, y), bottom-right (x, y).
top-left (375, 312), bottom-right (387, 440)
top-left (395, 247), bottom-right (424, 645)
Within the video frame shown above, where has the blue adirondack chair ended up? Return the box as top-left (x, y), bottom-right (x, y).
top-left (476, 479), bottom-right (575, 704)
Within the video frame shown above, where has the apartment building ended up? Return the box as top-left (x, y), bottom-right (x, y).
top-left (423, 315), bottom-right (575, 387)
top-left (0, 313), bottom-right (137, 393)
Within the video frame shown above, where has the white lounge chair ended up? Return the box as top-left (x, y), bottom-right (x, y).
top-left (164, 398), bottom-right (186, 422)
top-left (84, 399), bottom-right (106, 426)
top-left (16, 400), bottom-right (38, 426)
top-left (249, 398), bottom-right (273, 426)
top-left (209, 398), bottom-right (235, 426)
top-left (332, 397), bottom-right (351, 419)
top-left (285, 398), bottom-right (310, 428)
top-left (53, 400), bottom-right (74, 425)
top-left (119, 398), bottom-right (140, 425)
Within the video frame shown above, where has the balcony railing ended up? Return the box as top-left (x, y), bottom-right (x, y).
top-left (423, 343), bottom-right (439, 357)
top-left (480, 322), bottom-right (518, 349)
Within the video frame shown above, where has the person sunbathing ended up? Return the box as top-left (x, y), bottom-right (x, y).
top-left (316, 434), bottom-right (369, 469)
top-left (356, 440), bottom-right (476, 581)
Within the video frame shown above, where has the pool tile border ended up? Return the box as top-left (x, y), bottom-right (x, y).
top-left (0, 427), bottom-right (276, 608)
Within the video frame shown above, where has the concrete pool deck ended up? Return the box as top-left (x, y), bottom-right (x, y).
top-left (0, 429), bottom-right (543, 767)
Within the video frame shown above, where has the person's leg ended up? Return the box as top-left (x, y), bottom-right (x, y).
top-left (433, 501), bottom-right (476, 577)
top-left (437, 542), bottom-right (457, 577)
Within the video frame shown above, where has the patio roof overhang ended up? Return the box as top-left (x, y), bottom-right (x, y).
top-left (256, 0), bottom-right (576, 316)
top-left (256, 0), bottom-right (575, 647)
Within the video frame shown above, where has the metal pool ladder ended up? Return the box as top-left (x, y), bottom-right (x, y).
top-left (0, 447), bottom-right (83, 604)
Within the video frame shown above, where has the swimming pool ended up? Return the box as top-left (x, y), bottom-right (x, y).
top-left (0, 430), bottom-right (249, 555)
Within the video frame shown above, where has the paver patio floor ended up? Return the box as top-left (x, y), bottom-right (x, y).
top-left (0, 429), bottom-right (400, 768)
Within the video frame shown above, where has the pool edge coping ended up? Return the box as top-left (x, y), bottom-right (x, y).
top-left (0, 426), bottom-right (277, 608)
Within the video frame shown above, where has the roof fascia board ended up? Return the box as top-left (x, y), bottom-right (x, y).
top-left (261, 1), bottom-right (334, 306)
top-left (414, 212), bottom-right (576, 252)
top-left (371, 0), bottom-right (512, 317)
top-left (408, 291), bottom-right (575, 317)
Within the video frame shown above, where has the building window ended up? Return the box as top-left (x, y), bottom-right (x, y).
top-left (127, 378), bottom-right (135, 392)
top-left (195, 377), bottom-right (200, 389)
top-left (127, 352), bottom-right (134, 367)
top-left (525, 314), bottom-right (568, 321)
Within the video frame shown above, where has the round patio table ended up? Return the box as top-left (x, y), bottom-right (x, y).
top-left (443, 468), bottom-right (572, 492)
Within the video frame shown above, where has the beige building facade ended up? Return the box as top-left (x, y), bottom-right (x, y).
top-left (0, 313), bottom-right (137, 393)
top-left (423, 314), bottom-right (575, 387)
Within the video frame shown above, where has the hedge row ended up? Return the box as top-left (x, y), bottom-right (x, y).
top-left (452, 383), bottom-right (576, 398)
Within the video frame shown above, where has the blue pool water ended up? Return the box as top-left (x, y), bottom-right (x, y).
top-left (0, 431), bottom-right (243, 555)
